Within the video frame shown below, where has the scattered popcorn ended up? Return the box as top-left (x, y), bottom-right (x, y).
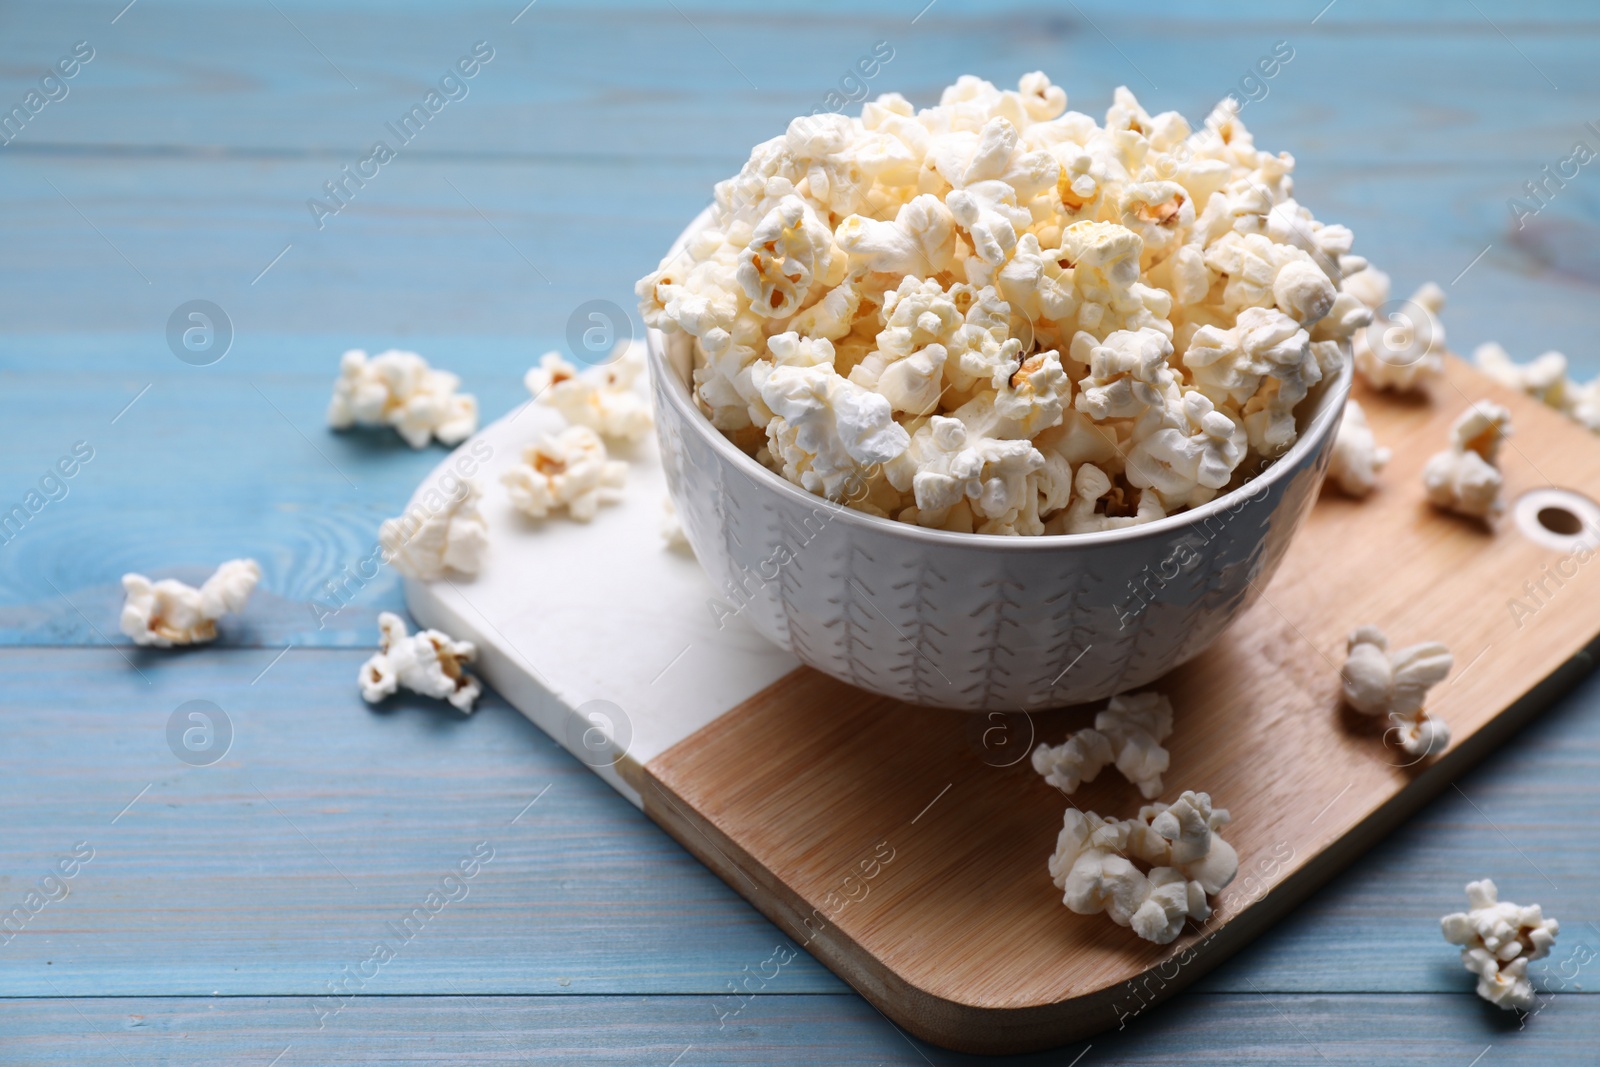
top-left (1031, 690), bottom-right (1174, 799)
top-left (661, 494), bottom-right (689, 549)
top-left (525, 341), bottom-right (654, 444)
top-left (501, 425), bottom-right (628, 521)
top-left (1474, 342), bottom-right (1568, 408)
top-left (379, 480), bottom-right (489, 581)
top-left (639, 75), bottom-right (1367, 535)
top-left (1047, 789), bottom-right (1237, 945)
top-left (359, 611), bottom-right (480, 713)
top-left (1133, 790), bottom-right (1240, 896)
top-left (327, 349), bottom-right (478, 449)
top-left (1441, 879), bottom-right (1559, 1012)
top-left (1341, 624), bottom-right (1453, 758)
top-left (1349, 276), bottom-right (1446, 393)
top-left (1569, 377), bottom-right (1600, 433)
top-left (1422, 400), bottom-right (1513, 520)
top-left (120, 559), bottom-right (261, 647)
top-left (1325, 399), bottom-right (1391, 497)
top-left (1475, 341), bottom-right (1600, 433)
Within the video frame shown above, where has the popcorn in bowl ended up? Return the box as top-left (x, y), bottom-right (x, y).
top-left (639, 74), bottom-right (1355, 710)
top-left (639, 73), bottom-right (1367, 536)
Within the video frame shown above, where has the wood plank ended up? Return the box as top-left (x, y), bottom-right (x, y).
top-left (0, 1), bottom-right (1595, 168)
top-left (1, 993), bottom-right (1596, 1066)
top-left (0, 647), bottom-right (845, 997)
top-left (641, 359), bottom-right (1600, 1052)
top-left (1, 646), bottom-right (1594, 1001)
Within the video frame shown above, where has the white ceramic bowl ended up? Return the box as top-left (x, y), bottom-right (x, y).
top-left (645, 210), bottom-right (1351, 711)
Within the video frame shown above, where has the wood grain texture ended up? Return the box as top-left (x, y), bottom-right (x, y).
top-left (643, 359), bottom-right (1600, 1053)
top-left (2, 646), bottom-right (1596, 1005)
top-left (4, 993), bottom-right (1599, 1067)
top-left (0, 647), bottom-right (848, 997)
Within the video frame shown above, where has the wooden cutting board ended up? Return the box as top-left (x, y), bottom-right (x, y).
top-left (404, 356), bottom-right (1600, 1054)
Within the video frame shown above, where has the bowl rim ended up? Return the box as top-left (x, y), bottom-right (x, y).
top-left (644, 205), bottom-right (1353, 552)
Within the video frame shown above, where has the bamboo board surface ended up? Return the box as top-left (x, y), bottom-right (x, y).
top-left (407, 356), bottom-right (1600, 1052)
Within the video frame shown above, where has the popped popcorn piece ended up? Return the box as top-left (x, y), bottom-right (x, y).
top-left (379, 481), bottom-right (489, 581)
top-left (327, 349), bottom-right (478, 448)
top-left (1441, 879), bottom-right (1559, 1012)
top-left (525, 341), bottom-right (654, 444)
top-left (359, 611), bottom-right (480, 714)
top-left (1125, 391), bottom-right (1248, 511)
top-left (1031, 690), bottom-right (1174, 799)
top-left (1047, 792), bottom-right (1237, 945)
top-left (1474, 341), bottom-right (1600, 434)
top-left (835, 194), bottom-right (960, 276)
top-left (1134, 790), bottom-right (1239, 895)
top-left (889, 414), bottom-right (1045, 534)
top-left (759, 363), bottom-right (910, 501)
top-left (1474, 342), bottom-right (1570, 410)
top-left (1568, 376), bottom-right (1600, 433)
top-left (1351, 281), bottom-right (1446, 393)
top-left (661, 494), bottom-right (689, 549)
top-left (1422, 401), bottom-right (1513, 520)
top-left (1326, 399), bottom-right (1391, 497)
top-left (1074, 327), bottom-right (1178, 426)
top-left (1183, 307), bottom-right (1308, 411)
top-left (736, 195), bottom-right (839, 318)
top-left (639, 73), bottom-right (1365, 534)
top-left (1341, 624), bottom-right (1453, 758)
top-left (1049, 809), bottom-right (1148, 929)
top-left (500, 425), bottom-right (628, 521)
top-left (120, 559), bottom-right (262, 648)
top-left (1053, 462), bottom-right (1166, 534)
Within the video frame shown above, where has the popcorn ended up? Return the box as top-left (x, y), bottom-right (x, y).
top-left (1046, 790), bottom-right (1237, 945)
top-left (1074, 327), bottom-right (1178, 425)
top-left (1326, 399), bottom-right (1391, 497)
top-left (501, 425), bottom-right (628, 521)
top-left (525, 341), bottom-right (653, 444)
top-left (640, 73), bottom-right (1361, 535)
top-left (1351, 280), bottom-right (1446, 393)
top-left (1031, 690), bottom-right (1174, 799)
top-left (359, 611), bottom-right (480, 714)
top-left (736, 195), bottom-right (839, 318)
top-left (890, 415), bottom-right (1045, 534)
top-left (1569, 377), bottom-right (1600, 433)
top-left (379, 481), bottom-right (489, 581)
top-left (1183, 307), bottom-right (1309, 410)
top-left (1136, 790), bottom-right (1239, 895)
top-left (1441, 879), bottom-right (1559, 1012)
top-left (327, 349), bottom-right (478, 448)
top-left (661, 495), bottom-right (690, 549)
top-left (1183, 306), bottom-right (1323, 457)
top-left (848, 276), bottom-right (962, 414)
top-left (760, 363), bottom-right (910, 501)
top-left (1125, 391), bottom-right (1248, 511)
top-left (1054, 463), bottom-right (1166, 534)
top-left (1422, 401), bottom-right (1513, 520)
top-left (1475, 341), bottom-right (1600, 433)
top-left (1341, 624), bottom-right (1452, 758)
top-left (1474, 342), bottom-right (1570, 409)
top-left (836, 195), bottom-right (961, 277)
top-left (120, 558), bottom-right (261, 647)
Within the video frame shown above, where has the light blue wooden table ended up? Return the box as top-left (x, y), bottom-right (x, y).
top-left (2, 1), bottom-right (1597, 1062)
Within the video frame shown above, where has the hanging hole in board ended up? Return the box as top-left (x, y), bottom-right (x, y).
top-left (1512, 488), bottom-right (1600, 551)
top-left (1537, 506), bottom-right (1583, 537)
